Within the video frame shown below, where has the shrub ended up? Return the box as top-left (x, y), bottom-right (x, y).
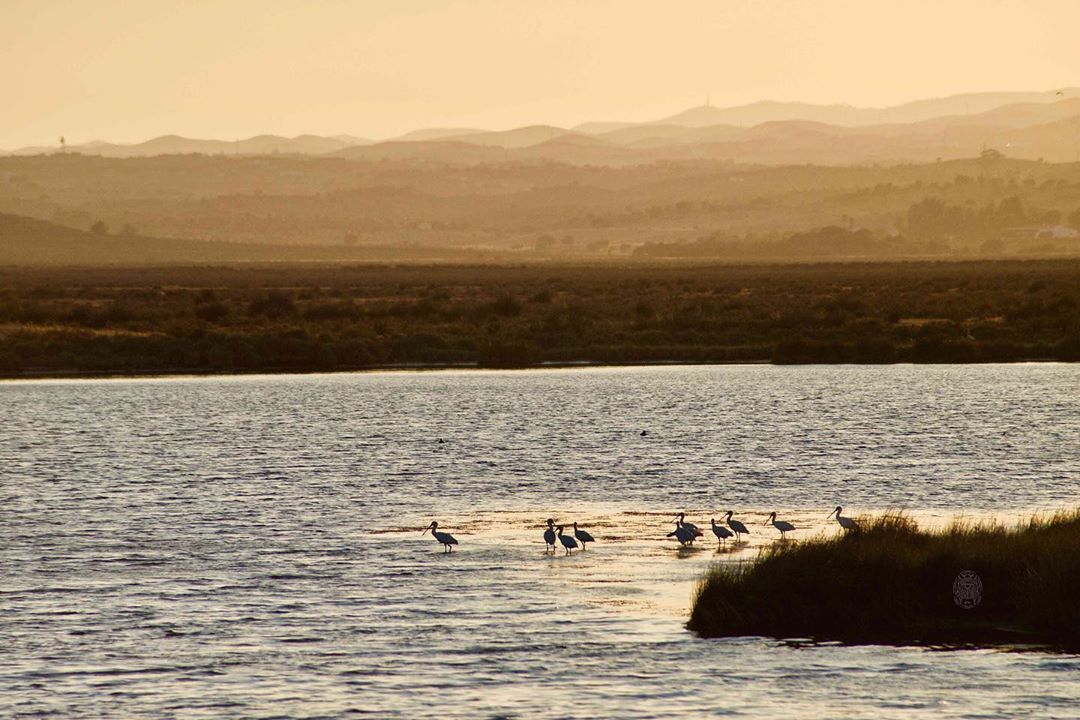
top-left (689, 510), bottom-right (1080, 650)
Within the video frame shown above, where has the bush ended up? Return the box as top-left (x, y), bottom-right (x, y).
top-left (489, 294), bottom-right (523, 317)
top-left (195, 301), bottom-right (230, 322)
top-left (248, 291), bottom-right (295, 319)
top-left (689, 510), bottom-right (1080, 650)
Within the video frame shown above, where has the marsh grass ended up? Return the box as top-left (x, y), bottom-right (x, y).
top-left (1, 261), bottom-right (1077, 376)
top-left (688, 510), bottom-right (1080, 650)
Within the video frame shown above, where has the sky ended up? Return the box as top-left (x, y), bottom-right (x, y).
top-left (2, 0), bottom-right (1079, 148)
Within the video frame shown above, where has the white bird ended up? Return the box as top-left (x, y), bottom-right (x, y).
top-left (724, 510), bottom-right (750, 542)
top-left (827, 506), bottom-right (859, 531)
top-left (765, 511), bottom-right (796, 539)
top-left (573, 522), bottom-right (595, 550)
top-left (543, 518), bottom-right (557, 553)
top-left (675, 513), bottom-right (704, 541)
top-left (422, 521), bottom-right (458, 552)
top-left (556, 525), bottom-right (578, 555)
top-left (710, 518), bottom-right (734, 546)
top-left (667, 521), bottom-right (696, 546)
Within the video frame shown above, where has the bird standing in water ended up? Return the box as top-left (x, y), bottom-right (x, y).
top-left (724, 510), bottom-right (749, 542)
top-left (674, 513), bottom-right (704, 542)
top-left (573, 522), bottom-right (595, 550)
top-left (827, 506), bottom-right (859, 531)
top-left (556, 525), bottom-right (579, 555)
top-left (710, 518), bottom-right (734, 547)
top-left (765, 512), bottom-right (796, 539)
top-left (422, 521), bottom-right (458, 552)
top-left (543, 518), bottom-right (557, 553)
top-left (667, 520), bottom-right (696, 546)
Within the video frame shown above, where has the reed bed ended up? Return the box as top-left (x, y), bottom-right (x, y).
top-left (688, 510), bottom-right (1080, 650)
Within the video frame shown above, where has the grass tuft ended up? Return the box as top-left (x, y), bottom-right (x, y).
top-left (688, 510), bottom-right (1080, 650)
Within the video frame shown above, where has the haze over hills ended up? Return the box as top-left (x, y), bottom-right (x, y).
top-left (636, 88), bottom-right (1078, 128)
top-left (3, 134), bottom-right (372, 158)
top-left (443, 125), bottom-right (572, 149)
top-left (391, 128), bottom-right (486, 142)
top-left (6, 88), bottom-right (1079, 163)
top-left (4, 85), bottom-right (1080, 266)
top-left (329, 104), bottom-right (1080, 165)
top-left (5, 148), bottom-right (1080, 259)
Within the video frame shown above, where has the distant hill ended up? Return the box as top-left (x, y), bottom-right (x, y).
top-left (7, 133), bottom-right (368, 158)
top-left (332, 97), bottom-right (1080, 165)
top-left (333, 134), bottom-right (373, 145)
top-left (0, 213), bottom-right (480, 265)
top-left (890, 97), bottom-right (1080, 134)
top-left (4, 153), bottom-right (1080, 261)
top-left (871, 89), bottom-right (1080, 125)
top-left (596, 123), bottom-right (698, 147)
top-left (446, 125), bottom-right (570, 149)
top-left (570, 121), bottom-right (637, 135)
top-left (0, 212), bottom-right (251, 264)
top-left (6, 88), bottom-right (1080, 165)
top-left (331, 140), bottom-right (511, 163)
top-left (641, 88), bottom-right (1080, 129)
top-left (392, 128), bottom-right (487, 142)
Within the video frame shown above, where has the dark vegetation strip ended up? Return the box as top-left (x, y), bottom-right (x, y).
top-left (0, 260), bottom-right (1077, 376)
top-left (688, 510), bottom-right (1080, 651)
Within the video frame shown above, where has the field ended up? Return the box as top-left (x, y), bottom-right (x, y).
top-left (0, 260), bottom-right (1077, 376)
top-left (688, 510), bottom-right (1080, 650)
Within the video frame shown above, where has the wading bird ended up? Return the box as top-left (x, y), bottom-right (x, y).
top-left (674, 513), bottom-right (704, 541)
top-left (544, 518), bottom-right (557, 553)
top-left (765, 512), bottom-right (796, 539)
top-left (423, 521), bottom-right (458, 552)
top-left (573, 522), bottom-right (595, 550)
top-left (667, 521), bottom-right (696, 546)
top-left (710, 518), bottom-right (734, 546)
top-left (556, 525), bottom-right (579, 555)
top-left (724, 510), bottom-right (750, 542)
top-left (827, 506), bottom-right (859, 531)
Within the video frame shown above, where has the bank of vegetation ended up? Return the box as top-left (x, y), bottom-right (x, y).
top-left (0, 261), bottom-right (1077, 376)
top-left (688, 510), bottom-right (1080, 650)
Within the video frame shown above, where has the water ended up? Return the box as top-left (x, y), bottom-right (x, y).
top-left (1, 365), bottom-right (1078, 719)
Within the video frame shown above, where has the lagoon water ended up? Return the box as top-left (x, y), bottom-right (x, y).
top-left (2, 365), bottom-right (1078, 718)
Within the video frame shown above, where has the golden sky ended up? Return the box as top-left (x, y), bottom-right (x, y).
top-left (3, 0), bottom-right (1078, 147)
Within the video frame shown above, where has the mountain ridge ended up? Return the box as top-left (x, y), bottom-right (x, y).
top-left (5, 87), bottom-right (1079, 164)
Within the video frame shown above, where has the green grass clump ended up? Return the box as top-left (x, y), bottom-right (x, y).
top-left (688, 510), bottom-right (1080, 650)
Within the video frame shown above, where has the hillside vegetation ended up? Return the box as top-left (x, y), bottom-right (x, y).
top-left (3, 153), bottom-right (1080, 257)
top-left (0, 213), bottom-right (484, 265)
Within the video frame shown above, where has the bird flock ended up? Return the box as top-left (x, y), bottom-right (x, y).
top-left (422, 507), bottom-right (860, 553)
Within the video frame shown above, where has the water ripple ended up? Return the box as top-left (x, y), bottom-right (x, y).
top-left (1, 365), bottom-right (1077, 719)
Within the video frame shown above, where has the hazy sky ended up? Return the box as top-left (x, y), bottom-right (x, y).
top-left (3, 0), bottom-right (1079, 147)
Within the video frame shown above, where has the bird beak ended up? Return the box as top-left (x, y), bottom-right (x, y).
top-left (826, 509), bottom-right (835, 519)
top-left (421, 527), bottom-right (429, 535)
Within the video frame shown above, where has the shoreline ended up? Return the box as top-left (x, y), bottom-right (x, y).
top-left (1, 357), bottom-right (1073, 383)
